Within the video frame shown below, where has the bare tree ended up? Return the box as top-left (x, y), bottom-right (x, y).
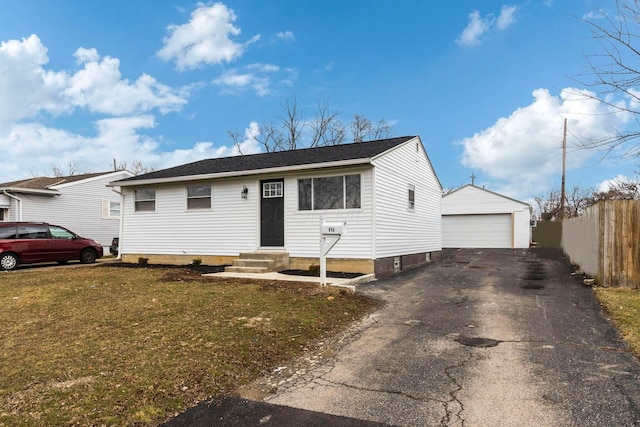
top-left (115, 160), bottom-right (154, 176)
top-left (351, 114), bottom-right (372, 143)
top-left (594, 174), bottom-right (640, 200)
top-left (308, 101), bottom-right (344, 147)
top-left (578, 1), bottom-right (640, 157)
top-left (229, 97), bottom-right (394, 152)
top-left (534, 185), bottom-right (595, 220)
top-left (51, 160), bottom-right (80, 177)
top-left (280, 97), bottom-right (304, 151)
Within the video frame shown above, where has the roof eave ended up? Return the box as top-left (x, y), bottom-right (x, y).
top-left (109, 158), bottom-right (373, 187)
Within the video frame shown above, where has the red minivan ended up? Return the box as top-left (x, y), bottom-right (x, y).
top-left (0, 222), bottom-right (103, 271)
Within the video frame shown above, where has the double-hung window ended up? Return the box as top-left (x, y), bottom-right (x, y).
top-left (298, 174), bottom-right (361, 210)
top-left (186, 184), bottom-right (212, 210)
top-left (408, 185), bottom-right (415, 210)
top-left (134, 189), bottom-right (156, 212)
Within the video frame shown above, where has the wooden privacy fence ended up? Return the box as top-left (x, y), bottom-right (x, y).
top-left (562, 200), bottom-right (640, 289)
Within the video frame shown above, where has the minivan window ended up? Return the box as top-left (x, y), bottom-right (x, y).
top-left (17, 224), bottom-right (48, 239)
top-left (0, 225), bottom-right (16, 239)
top-left (49, 225), bottom-right (75, 240)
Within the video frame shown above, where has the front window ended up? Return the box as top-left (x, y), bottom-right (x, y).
top-left (187, 184), bottom-right (212, 209)
top-left (134, 189), bottom-right (156, 212)
top-left (298, 174), bottom-right (361, 210)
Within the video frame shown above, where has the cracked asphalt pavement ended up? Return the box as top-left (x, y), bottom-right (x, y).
top-left (166, 248), bottom-right (640, 426)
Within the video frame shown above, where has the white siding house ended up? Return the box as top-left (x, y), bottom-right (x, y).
top-left (441, 184), bottom-right (531, 249)
top-left (0, 171), bottom-right (132, 246)
top-left (111, 136), bottom-right (443, 277)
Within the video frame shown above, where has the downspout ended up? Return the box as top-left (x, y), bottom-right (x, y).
top-left (111, 187), bottom-right (125, 260)
top-left (3, 190), bottom-right (22, 221)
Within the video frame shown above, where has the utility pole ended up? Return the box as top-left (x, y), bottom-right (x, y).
top-left (560, 118), bottom-right (567, 220)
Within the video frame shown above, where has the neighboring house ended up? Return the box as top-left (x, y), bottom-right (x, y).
top-left (110, 136), bottom-right (443, 277)
top-left (441, 184), bottom-right (531, 249)
top-left (0, 170), bottom-right (133, 247)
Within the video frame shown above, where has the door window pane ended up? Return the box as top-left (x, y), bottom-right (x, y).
top-left (263, 182), bottom-right (283, 198)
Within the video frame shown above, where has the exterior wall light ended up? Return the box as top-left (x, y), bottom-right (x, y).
top-left (241, 185), bottom-right (248, 199)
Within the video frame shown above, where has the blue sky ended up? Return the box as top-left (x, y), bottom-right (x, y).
top-left (0, 0), bottom-right (637, 203)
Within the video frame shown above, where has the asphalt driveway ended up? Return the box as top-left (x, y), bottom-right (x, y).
top-left (167, 248), bottom-right (640, 426)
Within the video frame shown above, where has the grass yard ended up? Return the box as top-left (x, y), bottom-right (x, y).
top-left (0, 265), bottom-right (378, 426)
top-left (595, 287), bottom-right (640, 356)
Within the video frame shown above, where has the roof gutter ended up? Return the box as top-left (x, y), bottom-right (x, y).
top-left (0, 187), bottom-right (60, 196)
top-left (2, 190), bottom-right (23, 221)
top-left (108, 157), bottom-right (373, 188)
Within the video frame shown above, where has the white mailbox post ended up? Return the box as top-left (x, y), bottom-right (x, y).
top-left (319, 217), bottom-right (345, 286)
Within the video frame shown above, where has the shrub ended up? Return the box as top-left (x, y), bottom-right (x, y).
top-left (308, 264), bottom-right (320, 275)
top-left (138, 257), bottom-right (149, 266)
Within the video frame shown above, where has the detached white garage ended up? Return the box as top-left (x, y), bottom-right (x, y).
top-left (442, 184), bottom-right (531, 249)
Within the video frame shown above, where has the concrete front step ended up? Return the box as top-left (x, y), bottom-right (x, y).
top-left (225, 266), bottom-right (269, 274)
top-left (225, 251), bottom-right (290, 273)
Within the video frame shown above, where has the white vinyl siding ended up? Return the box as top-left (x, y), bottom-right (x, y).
top-left (120, 179), bottom-right (258, 256)
top-left (372, 139), bottom-right (442, 258)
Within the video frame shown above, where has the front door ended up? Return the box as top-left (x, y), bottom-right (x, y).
top-left (260, 179), bottom-right (284, 247)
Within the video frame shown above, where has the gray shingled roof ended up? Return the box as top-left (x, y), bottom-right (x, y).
top-left (0, 172), bottom-right (112, 190)
top-left (116, 136), bottom-right (416, 184)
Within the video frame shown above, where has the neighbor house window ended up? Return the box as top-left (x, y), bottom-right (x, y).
top-left (0, 208), bottom-right (6, 221)
top-left (408, 185), bottom-right (415, 210)
top-left (102, 200), bottom-right (121, 219)
top-left (134, 189), bottom-right (156, 212)
top-left (186, 184), bottom-right (212, 209)
top-left (298, 174), bottom-right (361, 210)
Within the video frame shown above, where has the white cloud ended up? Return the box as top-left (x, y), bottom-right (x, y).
top-left (65, 49), bottom-right (188, 115)
top-left (0, 117), bottom-right (265, 183)
top-left (457, 11), bottom-right (493, 46)
top-left (597, 174), bottom-right (635, 192)
top-left (457, 5), bottom-right (518, 46)
top-left (213, 63), bottom-right (293, 96)
top-left (157, 2), bottom-right (260, 71)
top-left (275, 31), bottom-right (295, 42)
top-left (0, 35), bottom-right (70, 126)
top-left (459, 87), bottom-right (630, 197)
top-left (496, 5), bottom-right (518, 30)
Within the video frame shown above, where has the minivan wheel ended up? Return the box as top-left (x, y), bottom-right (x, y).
top-left (0, 253), bottom-right (18, 271)
top-left (80, 248), bottom-right (96, 264)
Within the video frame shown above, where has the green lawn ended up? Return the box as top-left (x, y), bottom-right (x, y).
top-left (0, 265), bottom-right (377, 426)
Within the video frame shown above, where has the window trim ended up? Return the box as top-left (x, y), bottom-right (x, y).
top-left (186, 184), bottom-right (212, 210)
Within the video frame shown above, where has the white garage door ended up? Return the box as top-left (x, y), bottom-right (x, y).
top-left (442, 214), bottom-right (512, 248)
